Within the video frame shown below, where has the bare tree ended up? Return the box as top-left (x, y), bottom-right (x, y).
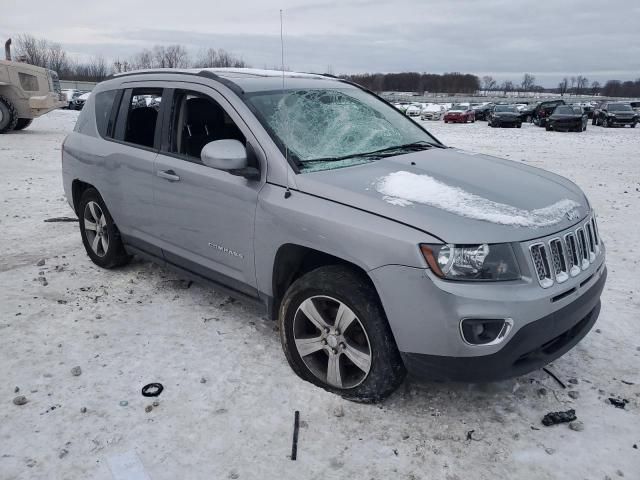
top-left (569, 76), bottom-right (577, 95)
top-left (14, 34), bottom-right (49, 67)
top-left (47, 42), bottom-right (69, 76)
top-left (521, 73), bottom-right (536, 92)
top-left (558, 78), bottom-right (569, 96)
top-left (576, 75), bottom-right (588, 95)
top-left (590, 80), bottom-right (601, 96)
top-left (501, 80), bottom-right (514, 96)
top-left (482, 75), bottom-right (497, 93)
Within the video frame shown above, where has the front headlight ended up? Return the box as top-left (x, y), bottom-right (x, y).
top-left (420, 243), bottom-right (521, 281)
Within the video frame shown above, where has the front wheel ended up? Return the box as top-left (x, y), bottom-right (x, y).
top-left (279, 266), bottom-right (406, 402)
top-left (631, 123), bottom-right (636, 128)
top-left (516, 122), bottom-right (522, 128)
top-left (78, 188), bottom-right (131, 269)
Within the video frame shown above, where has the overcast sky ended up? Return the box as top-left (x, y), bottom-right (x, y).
top-left (2, 0), bottom-right (639, 86)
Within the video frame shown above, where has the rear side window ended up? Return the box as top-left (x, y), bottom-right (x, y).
top-left (94, 90), bottom-right (118, 138)
top-left (19, 73), bottom-right (39, 91)
top-left (115, 88), bottom-right (163, 149)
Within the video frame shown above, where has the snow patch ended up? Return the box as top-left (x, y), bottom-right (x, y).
top-left (375, 170), bottom-right (581, 227)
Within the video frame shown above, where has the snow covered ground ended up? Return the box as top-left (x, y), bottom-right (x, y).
top-left (1, 110), bottom-right (638, 480)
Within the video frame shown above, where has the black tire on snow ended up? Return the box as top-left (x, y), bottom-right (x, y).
top-left (78, 188), bottom-right (131, 269)
top-left (0, 95), bottom-right (19, 133)
top-left (278, 265), bottom-right (406, 403)
top-left (14, 118), bottom-right (33, 131)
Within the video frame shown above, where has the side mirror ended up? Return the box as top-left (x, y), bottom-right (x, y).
top-left (201, 140), bottom-right (260, 180)
top-left (201, 139), bottom-right (248, 171)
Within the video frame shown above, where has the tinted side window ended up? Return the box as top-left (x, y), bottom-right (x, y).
top-left (19, 73), bottom-right (39, 91)
top-left (168, 90), bottom-right (246, 160)
top-left (94, 90), bottom-right (118, 138)
top-left (119, 88), bottom-right (163, 149)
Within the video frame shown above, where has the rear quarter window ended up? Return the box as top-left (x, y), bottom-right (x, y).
top-left (94, 90), bottom-right (119, 138)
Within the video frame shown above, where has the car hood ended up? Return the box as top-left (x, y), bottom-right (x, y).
top-left (494, 112), bottom-right (520, 117)
top-left (295, 148), bottom-right (589, 244)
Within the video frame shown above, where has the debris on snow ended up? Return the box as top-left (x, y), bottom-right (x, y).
top-left (608, 398), bottom-right (629, 409)
top-left (70, 366), bottom-right (82, 376)
top-left (542, 409), bottom-right (577, 426)
top-left (141, 383), bottom-right (164, 397)
top-left (13, 395), bottom-right (28, 406)
top-left (36, 258), bottom-right (45, 266)
top-left (569, 421), bottom-right (585, 432)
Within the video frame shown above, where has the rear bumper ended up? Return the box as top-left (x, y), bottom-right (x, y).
top-left (401, 267), bottom-right (606, 382)
top-left (28, 93), bottom-right (66, 116)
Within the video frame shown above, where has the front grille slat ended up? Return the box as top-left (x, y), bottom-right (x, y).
top-left (530, 243), bottom-right (553, 288)
top-left (529, 215), bottom-right (602, 288)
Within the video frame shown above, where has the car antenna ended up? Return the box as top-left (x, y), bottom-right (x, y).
top-left (281, 9), bottom-right (292, 199)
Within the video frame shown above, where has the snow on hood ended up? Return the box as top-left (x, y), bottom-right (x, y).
top-left (375, 171), bottom-right (580, 228)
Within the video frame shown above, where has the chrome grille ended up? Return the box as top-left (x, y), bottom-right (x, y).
top-left (529, 215), bottom-right (603, 288)
top-left (576, 227), bottom-right (589, 269)
top-left (530, 243), bottom-right (553, 288)
top-left (549, 238), bottom-right (568, 283)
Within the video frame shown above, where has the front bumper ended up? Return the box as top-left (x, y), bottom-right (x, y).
top-left (608, 117), bottom-right (637, 125)
top-left (402, 268), bottom-right (605, 382)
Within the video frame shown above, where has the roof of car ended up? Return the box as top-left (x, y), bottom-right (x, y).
top-left (111, 67), bottom-right (346, 93)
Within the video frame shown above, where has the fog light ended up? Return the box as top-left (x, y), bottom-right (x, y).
top-left (460, 318), bottom-right (513, 346)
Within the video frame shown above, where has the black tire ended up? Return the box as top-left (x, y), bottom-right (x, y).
top-left (78, 188), bottom-right (131, 269)
top-left (631, 123), bottom-right (636, 128)
top-left (545, 125), bottom-right (552, 131)
top-left (279, 265), bottom-right (406, 403)
top-left (14, 118), bottom-right (33, 131)
top-left (0, 95), bottom-right (19, 133)
top-left (516, 122), bottom-right (522, 128)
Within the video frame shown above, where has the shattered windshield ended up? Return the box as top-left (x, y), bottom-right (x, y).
top-left (245, 88), bottom-right (440, 172)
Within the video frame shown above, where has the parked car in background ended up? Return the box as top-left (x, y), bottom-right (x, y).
top-left (420, 104), bottom-right (445, 120)
top-left (472, 102), bottom-right (494, 121)
top-left (72, 91), bottom-right (91, 110)
top-left (519, 103), bottom-right (536, 123)
top-left (593, 102), bottom-right (638, 128)
top-left (405, 104), bottom-right (422, 117)
top-left (443, 103), bottom-right (475, 123)
top-left (62, 89), bottom-right (81, 109)
top-left (630, 101), bottom-right (640, 115)
top-left (533, 100), bottom-right (565, 127)
top-left (488, 104), bottom-right (522, 128)
top-left (62, 68), bottom-right (606, 401)
top-left (546, 105), bottom-right (588, 132)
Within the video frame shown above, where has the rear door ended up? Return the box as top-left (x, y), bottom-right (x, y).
top-left (151, 83), bottom-right (266, 297)
top-left (104, 85), bottom-right (166, 255)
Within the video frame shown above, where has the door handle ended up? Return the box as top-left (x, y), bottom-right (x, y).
top-left (157, 169), bottom-right (180, 182)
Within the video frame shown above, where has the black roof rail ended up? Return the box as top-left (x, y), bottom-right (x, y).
top-left (104, 68), bottom-right (246, 95)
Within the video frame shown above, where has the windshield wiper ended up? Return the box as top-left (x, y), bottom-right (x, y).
top-left (303, 141), bottom-right (436, 164)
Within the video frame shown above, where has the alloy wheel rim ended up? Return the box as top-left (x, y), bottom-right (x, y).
top-left (83, 201), bottom-right (109, 257)
top-left (293, 295), bottom-right (372, 389)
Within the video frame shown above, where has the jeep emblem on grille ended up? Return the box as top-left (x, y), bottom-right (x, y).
top-left (566, 209), bottom-right (580, 221)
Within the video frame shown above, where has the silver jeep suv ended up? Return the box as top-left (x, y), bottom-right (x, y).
top-left (62, 68), bottom-right (606, 402)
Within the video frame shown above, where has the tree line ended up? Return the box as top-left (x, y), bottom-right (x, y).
top-left (9, 34), bottom-right (640, 96)
top-left (11, 34), bottom-right (247, 82)
top-left (344, 72), bottom-right (480, 94)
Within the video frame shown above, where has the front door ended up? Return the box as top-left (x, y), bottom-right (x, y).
top-left (152, 85), bottom-right (265, 297)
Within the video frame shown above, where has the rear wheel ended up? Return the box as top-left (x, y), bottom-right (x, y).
top-left (631, 122), bottom-right (636, 128)
top-left (0, 95), bottom-right (19, 133)
top-left (516, 122), bottom-right (522, 128)
top-left (14, 118), bottom-right (33, 131)
top-left (78, 188), bottom-right (131, 269)
top-left (279, 265), bottom-right (406, 402)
